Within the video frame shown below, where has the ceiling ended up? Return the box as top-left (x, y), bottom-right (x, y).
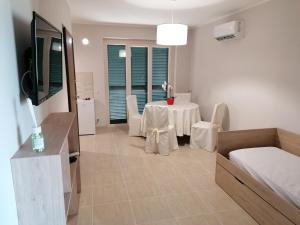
top-left (69, 0), bottom-right (269, 27)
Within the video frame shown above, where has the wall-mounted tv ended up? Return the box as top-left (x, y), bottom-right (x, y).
top-left (29, 12), bottom-right (63, 106)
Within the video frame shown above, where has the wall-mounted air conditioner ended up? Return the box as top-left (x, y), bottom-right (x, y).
top-left (214, 21), bottom-right (241, 41)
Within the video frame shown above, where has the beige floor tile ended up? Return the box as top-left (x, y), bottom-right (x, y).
top-left (150, 166), bottom-right (180, 180)
top-left (216, 209), bottom-right (258, 225)
top-left (184, 174), bottom-right (216, 191)
top-left (93, 183), bottom-right (128, 205)
top-left (80, 151), bottom-right (97, 163)
top-left (77, 206), bottom-right (93, 225)
top-left (122, 166), bottom-right (153, 182)
top-left (200, 160), bottom-right (216, 174)
top-left (80, 135), bottom-right (96, 152)
top-left (114, 135), bottom-right (145, 146)
top-left (110, 124), bottom-right (129, 135)
top-left (155, 176), bottom-right (193, 196)
top-left (93, 138), bottom-right (116, 154)
top-left (80, 168), bottom-right (95, 188)
top-left (126, 178), bottom-right (161, 200)
top-left (118, 145), bottom-right (147, 157)
top-left (173, 161), bottom-right (209, 177)
top-left (198, 151), bottom-right (216, 161)
top-left (139, 218), bottom-right (179, 225)
top-left (164, 193), bottom-right (212, 218)
top-left (145, 155), bottom-right (173, 168)
top-left (176, 214), bottom-right (221, 225)
top-left (197, 188), bottom-right (239, 212)
top-left (93, 153), bottom-right (118, 162)
top-left (79, 126), bottom-right (254, 225)
top-left (119, 155), bottom-right (148, 168)
top-left (93, 202), bottom-right (135, 225)
top-left (79, 187), bottom-right (93, 207)
top-left (131, 197), bottom-right (173, 224)
top-left (168, 150), bottom-right (207, 165)
top-left (93, 156), bottom-right (121, 172)
top-left (94, 170), bottom-right (123, 186)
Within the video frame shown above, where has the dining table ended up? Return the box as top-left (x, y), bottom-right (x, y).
top-left (141, 101), bottom-right (201, 136)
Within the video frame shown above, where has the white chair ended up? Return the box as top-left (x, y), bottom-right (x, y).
top-left (126, 95), bottom-right (142, 136)
top-left (190, 103), bottom-right (227, 152)
top-left (174, 93), bottom-right (192, 104)
top-left (145, 105), bottom-right (178, 155)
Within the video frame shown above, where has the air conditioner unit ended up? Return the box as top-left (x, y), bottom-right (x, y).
top-left (214, 21), bottom-right (241, 41)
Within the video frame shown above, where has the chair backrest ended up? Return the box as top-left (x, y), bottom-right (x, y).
top-left (211, 103), bottom-right (227, 129)
top-left (126, 95), bottom-right (139, 116)
top-left (174, 93), bottom-right (191, 104)
top-left (145, 105), bottom-right (168, 132)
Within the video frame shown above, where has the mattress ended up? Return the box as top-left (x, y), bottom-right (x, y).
top-left (229, 147), bottom-right (300, 208)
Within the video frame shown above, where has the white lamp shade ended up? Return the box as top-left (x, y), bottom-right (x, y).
top-left (157, 24), bottom-right (188, 46)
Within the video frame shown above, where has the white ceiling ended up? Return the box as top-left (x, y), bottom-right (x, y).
top-left (69, 0), bottom-right (269, 27)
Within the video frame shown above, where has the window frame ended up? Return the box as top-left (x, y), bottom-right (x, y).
top-left (103, 38), bottom-right (175, 125)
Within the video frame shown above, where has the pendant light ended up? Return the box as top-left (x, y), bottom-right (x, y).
top-left (156, 0), bottom-right (188, 46)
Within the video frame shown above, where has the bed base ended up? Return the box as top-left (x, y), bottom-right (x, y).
top-left (215, 128), bottom-right (300, 225)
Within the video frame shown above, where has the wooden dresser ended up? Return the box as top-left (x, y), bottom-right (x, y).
top-left (11, 112), bottom-right (81, 225)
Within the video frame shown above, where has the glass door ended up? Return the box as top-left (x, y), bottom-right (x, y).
top-left (106, 41), bottom-right (171, 124)
top-left (152, 47), bottom-right (169, 101)
top-left (131, 47), bottom-right (148, 113)
top-left (107, 45), bottom-right (127, 124)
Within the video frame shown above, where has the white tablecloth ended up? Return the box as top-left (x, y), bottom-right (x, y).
top-left (141, 101), bottom-right (201, 136)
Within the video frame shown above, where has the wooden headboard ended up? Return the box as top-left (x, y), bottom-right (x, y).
top-left (276, 128), bottom-right (300, 157)
top-left (218, 128), bottom-right (300, 157)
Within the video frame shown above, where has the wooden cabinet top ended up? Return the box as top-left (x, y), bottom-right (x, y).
top-left (12, 112), bottom-right (75, 159)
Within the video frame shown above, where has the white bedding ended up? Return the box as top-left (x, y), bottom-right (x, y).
top-left (229, 147), bottom-right (300, 208)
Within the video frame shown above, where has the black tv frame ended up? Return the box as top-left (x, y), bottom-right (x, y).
top-left (30, 11), bottom-right (63, 106)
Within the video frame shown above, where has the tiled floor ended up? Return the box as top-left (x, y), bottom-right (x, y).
top-left (77, 125), bottom-right (258, 225)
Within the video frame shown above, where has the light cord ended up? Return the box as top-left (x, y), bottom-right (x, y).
top-left (170, 0), bottom-right (176, 24)
top-left (20, 70), bottom-right (32, 98)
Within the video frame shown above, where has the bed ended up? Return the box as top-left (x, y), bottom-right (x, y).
top-left (215, 128), bottom-right (300, 225)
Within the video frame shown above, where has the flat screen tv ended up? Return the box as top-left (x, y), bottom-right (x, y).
top-left (29, 12), bottom-right (63, 106)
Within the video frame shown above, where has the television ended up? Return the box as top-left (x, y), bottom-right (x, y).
top-left (29, 12), bottom-right (63, 106)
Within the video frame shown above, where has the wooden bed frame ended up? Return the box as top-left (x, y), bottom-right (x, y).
top-left (215, 128), bottom-right (300, 225)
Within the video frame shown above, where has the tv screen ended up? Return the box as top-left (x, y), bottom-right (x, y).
top-left (30, 12), bottom-right (63, 105)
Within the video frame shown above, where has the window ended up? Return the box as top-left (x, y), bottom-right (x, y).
top-left (152, 48), bottom-right (169, 101)
top-left (107, 45), bottom-right (127, 124)
top-left (106, 40), bottom-right (172, 124)
top-left (131, 47), bottom-right (148, 114)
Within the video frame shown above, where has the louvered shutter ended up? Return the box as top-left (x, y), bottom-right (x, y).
top-left (152, 48), bottom-right (168, 101)
top-left (131, 47), bottom-right (147, 113)
top-left (107, 45), bottom-right (127, 123)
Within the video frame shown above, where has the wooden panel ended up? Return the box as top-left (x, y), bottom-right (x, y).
top-left (63, 26), bottom-right (80, 154)
top-left (217, 154), bottom-right (300, 224)
top-left (64, 160), bottom-right (79, 217)
top-left (12, 112), bottom-right (75, 159)
top-left (11, 156), bottom-right (66, 225)
top-left (215, 164), bottom-right (295, 225)
top-left (68, 116), bottom-right (80, 153)
top-left (67, 215), bottom-right (78, 225)
top-left (11, 112), bottom-right (81, 225)
top-left (61, 139), bottom-right (71, 193)
top-left (76, 157), bottom-right (81, 193)
top-left (69, 159), bottom-right (79, 216)
top-left (276, 128), bottom-right (300, 157)
top-left (217, 128), bottom-right (277, 157)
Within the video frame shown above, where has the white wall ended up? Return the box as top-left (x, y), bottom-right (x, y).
top-left (189, 0), bottom-right (300, 133)
top-left (72, 23), bottom-right (190, 126)
top-left (0, 0), bottom-right (71, 224)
